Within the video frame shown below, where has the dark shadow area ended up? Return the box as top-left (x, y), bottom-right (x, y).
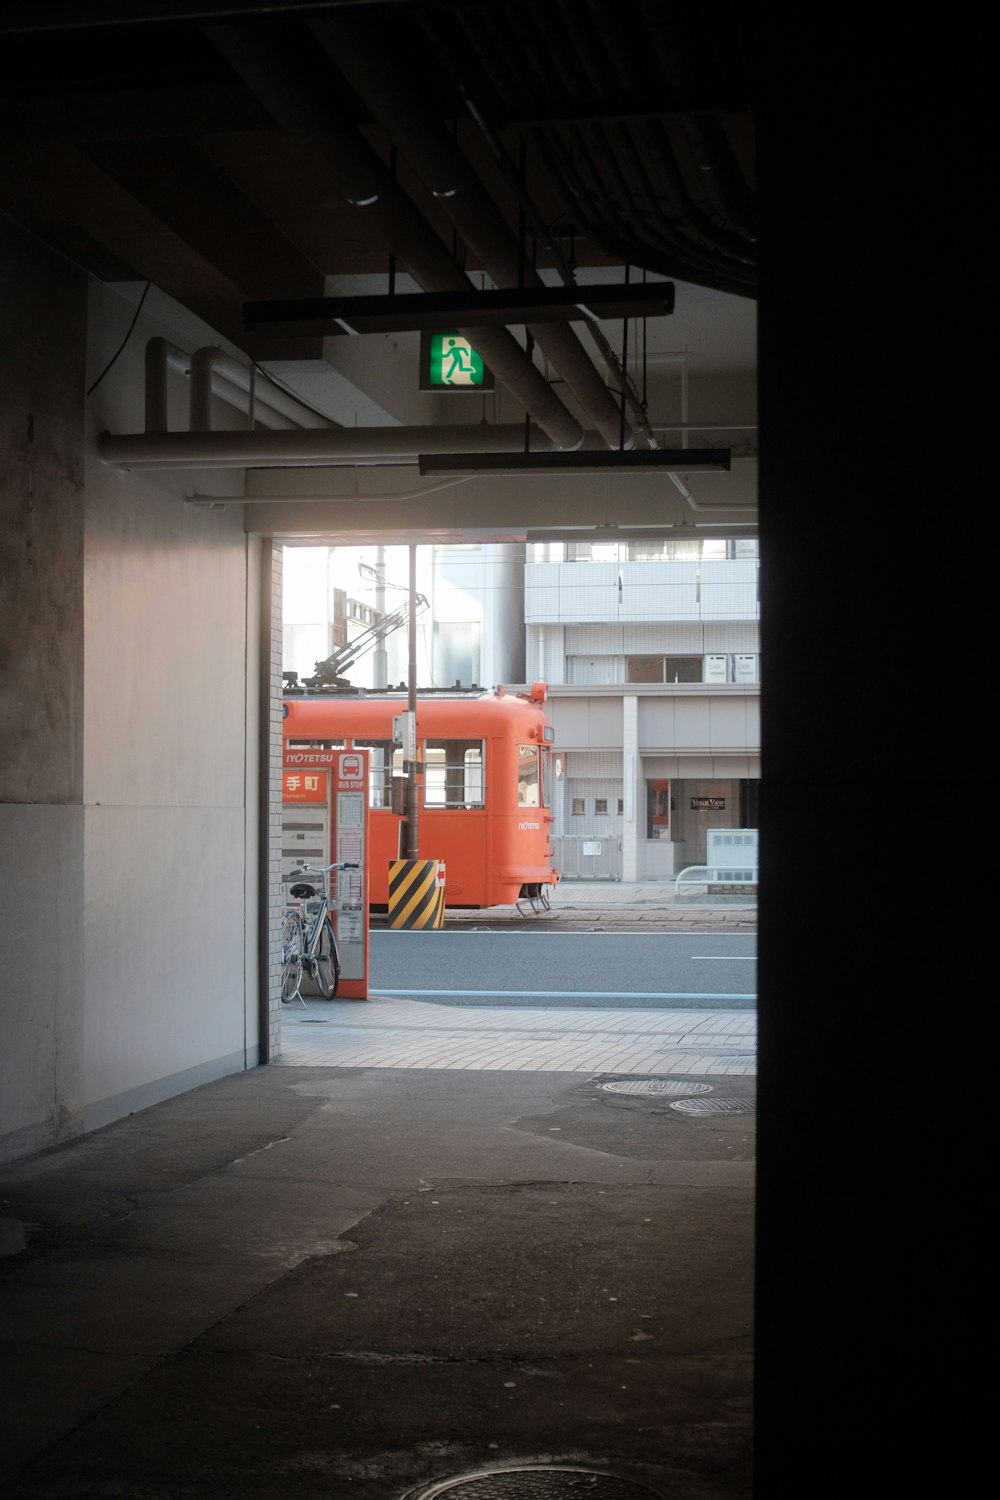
top-left (755, 7), bottom-right (986, 1492)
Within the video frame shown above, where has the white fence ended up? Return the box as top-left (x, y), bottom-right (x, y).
top-left (551, 834), bottom-right (621, 881)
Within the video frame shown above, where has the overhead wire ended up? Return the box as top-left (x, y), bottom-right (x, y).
top-left (86, 281), bottom-right (150, 396)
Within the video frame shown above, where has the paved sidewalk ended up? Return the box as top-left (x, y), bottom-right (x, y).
top-left (432, 879), bottom-right (758, 932)
top-left (548, 879), bottom-right (756, 907)
top-left (279, 997), bottom-right (757, 1075)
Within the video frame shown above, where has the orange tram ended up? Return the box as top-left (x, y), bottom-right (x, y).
top-left (282, 682), bottom-right (560, 909)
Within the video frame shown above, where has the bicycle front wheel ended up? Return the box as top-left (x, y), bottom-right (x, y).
top-left (280, 911), bottom-right (304, 1003)
top-left (313, 918), bottom-right (340, 998)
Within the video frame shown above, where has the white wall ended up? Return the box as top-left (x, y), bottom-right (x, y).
top-left (81, 283), bottom-right (260, 1130)
top-left (0, 233), bottom-right (262, 1162)
top-left (525, 558), bottom-right (759, 625)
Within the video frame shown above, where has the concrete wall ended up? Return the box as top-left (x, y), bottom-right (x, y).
top-left (0, 221), bottom-right (262, 1161)
top-left (0, 218), bottom-right (88, 1161)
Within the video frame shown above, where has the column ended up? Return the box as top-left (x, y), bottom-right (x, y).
top-left (621, 692), bottom-right (639, 883)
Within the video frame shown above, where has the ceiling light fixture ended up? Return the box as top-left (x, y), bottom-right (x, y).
top-left (417, 449), bottom-right (730, 477)
top-left (244, 282), bottom-right (674, 337)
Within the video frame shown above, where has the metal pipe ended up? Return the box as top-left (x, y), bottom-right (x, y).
top-left (405, 544), bottom-right (419, 860)
top-left (206, 24), bottom-right (584, 452)
top-left (145, 337), bottom-right (327, 434)
top-left (373, 546), bottom-right (387, 690)
top-left (144, 336), bottom-right (172, 434)
top-left (309, 15), bottom-right (633, 451)
top-left (99, 422), bottom-right (564, 470)
top-left (189, 346), bottom-right (331, 431)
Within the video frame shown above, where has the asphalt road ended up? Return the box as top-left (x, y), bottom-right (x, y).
top-left (370, 929), bottom-right (757, 1007)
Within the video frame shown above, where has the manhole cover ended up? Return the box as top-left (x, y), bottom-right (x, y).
top-left (600, 1079), bottom-right (712, 1097)
top-left (669, 1096), bottom-right (754, 1115)
top-left (404, 1468), bottom-right (668, 1499)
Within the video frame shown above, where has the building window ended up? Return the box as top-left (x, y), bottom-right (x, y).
top-left (571, 797), bottom-right (586, 815)
top-left (434, 621), bottom-right (481, 687)
top-left (567, 540), bottom-right (620, 562)
top-left (618, 798), bottom-right (624, 814)
top-left (647, 779), bottom-right (671, 839)
top-left (594, 797), bottom-right (608, 815)
top-left (627, 655), bottom-right (703, 684)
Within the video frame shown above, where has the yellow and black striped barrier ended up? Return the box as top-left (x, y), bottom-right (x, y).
top-left (388, 859), bottom-right (446, 929)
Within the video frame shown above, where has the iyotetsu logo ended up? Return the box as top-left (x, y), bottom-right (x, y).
top-left (518, 821), bottom-right (540, 830)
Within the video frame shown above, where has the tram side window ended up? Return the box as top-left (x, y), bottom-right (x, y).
top-left (424, 739), bottom-right (485, 807)
top-left (351, 739), bottom-right (401, 808)
top-left (518, 744), bottom-right (540, 807)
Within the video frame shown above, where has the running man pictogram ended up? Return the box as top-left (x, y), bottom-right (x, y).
top-left (427, 332), bottom-right (486, 387)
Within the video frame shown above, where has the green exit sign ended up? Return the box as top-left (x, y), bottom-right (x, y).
top-left (420, 331), bottom-right (494, 391)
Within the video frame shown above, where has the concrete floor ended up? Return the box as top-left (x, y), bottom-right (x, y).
top-left (0, 964), bottom-right (754, 1499)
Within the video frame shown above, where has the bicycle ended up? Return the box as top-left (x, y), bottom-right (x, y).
top-left (280, 861), bottom-right (359, 1005)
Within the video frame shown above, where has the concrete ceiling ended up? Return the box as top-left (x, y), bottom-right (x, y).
top-left (0, 0), bottom-right (756, 542)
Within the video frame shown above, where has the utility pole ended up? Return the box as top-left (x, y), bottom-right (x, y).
top-left (404, 543), bottom-right (419, 859)
top-left (373, 545), bottom-right (387, 689)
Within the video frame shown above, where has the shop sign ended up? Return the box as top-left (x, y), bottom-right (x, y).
top-left (691, 796), bottom-right (726, 810)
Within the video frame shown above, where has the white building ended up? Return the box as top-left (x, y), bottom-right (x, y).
top-left (524, 536), bottom-right (760, 882)
top-left (283, 542), bottom-right (526, 693)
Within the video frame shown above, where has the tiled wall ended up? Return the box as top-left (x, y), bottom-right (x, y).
top-left (265, 541), bottom-right (285, 1060)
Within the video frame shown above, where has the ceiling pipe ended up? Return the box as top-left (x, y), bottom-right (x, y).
top-left (205, 24), bottom-right (584, 452)
top-left (99, 422), bottom-right (566, 471)
top-left (189, 346), bottom-right (332, 431)
top-left (543, 0), bottom-right (754, 273)
top-left (528, 123), bottom-right (754, 300)
top-left (446, 81), bottom-right (655, 444)
top-left (145, 337), bottom-right (328, 433)
top-left (632, 0), bottom-right (756, 238)
top-left (431, 1), bottom-right (753, 296)
top-left (309, 15), bottom-right (635, 451)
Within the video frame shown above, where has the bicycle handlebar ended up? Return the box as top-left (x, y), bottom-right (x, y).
top-left (287, 862), bottom-right (359, 876)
